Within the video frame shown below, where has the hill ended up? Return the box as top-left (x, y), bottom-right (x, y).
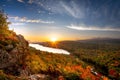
top-left (41, 39), bottom-right (120, 79)
top-left (77, 38), bottom-right (120, 44)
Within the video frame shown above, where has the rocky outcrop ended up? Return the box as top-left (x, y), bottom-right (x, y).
top-left (28, 74), bottom-right (49, 80)
top-left (0, 10), bottom-right (30, 77)
top-left (0, 34), bottom-right (29, 75)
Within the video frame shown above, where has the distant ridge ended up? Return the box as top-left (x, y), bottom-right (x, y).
top-left (76, 38), bottom-right (120, 44)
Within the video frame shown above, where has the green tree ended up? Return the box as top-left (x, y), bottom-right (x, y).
top-left (0, 9), bottom-right (9, 30)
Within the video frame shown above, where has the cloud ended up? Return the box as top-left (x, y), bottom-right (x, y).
top-left (9, 16), bottom-right (54, 24)
top-left (11, 22), bottom-right (25, 25)
top-left (17, 0), bottom-right (120, 28)
top-left (27, 0), bottom-right (84, 18)
top-left (60, 1), bottom-right (84, 18)
top-left (67, 24), bottom-right (120, 31)
top-left (17, 0), bottom-right (24, 3)
top-left (28, 0), bottom-right (34, 4)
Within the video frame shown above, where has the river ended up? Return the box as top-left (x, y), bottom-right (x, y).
top-left (29, 43), bottom-right (70, 55)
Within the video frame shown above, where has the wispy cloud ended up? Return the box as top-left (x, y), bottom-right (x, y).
top-left (27, 0), bottom-right (84, 19)
top-left (9, 16), bottom-right (54, 24)
top-left (17, 0), bottom-right (24, 3)
top-left (60, 1), bottom-right (84, 18)
top-left (17, 0), bottom-right (119, 28)
top-left (11, 22), bottom-right (25, 25)
top-left (67, 24), bottom-right (120, 31)
top-left (28, 0), bottom-right (33, 4)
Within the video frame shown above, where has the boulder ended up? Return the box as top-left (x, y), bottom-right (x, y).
top-left (5, 44), bottom-right (14, 51)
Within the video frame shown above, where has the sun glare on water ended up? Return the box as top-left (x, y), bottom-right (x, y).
top-left (51, 37), bottom-right (57, 42)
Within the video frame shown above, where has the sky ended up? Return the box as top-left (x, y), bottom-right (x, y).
top-left (0, 0), bottom-right (120, 41)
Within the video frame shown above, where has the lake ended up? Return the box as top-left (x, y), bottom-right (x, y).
top-left (29, 44), bottom-right (70, 55)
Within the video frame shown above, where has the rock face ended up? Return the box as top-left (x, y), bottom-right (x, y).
top-left (0, 34), bottom-right (29, 75)
top-left (28, 74), bottom-right (49, 80)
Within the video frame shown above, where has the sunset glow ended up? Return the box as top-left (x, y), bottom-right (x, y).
top-left (51, 37), bottom-right (57, 42)
top-left (1, 0), bottom-right (120, 41)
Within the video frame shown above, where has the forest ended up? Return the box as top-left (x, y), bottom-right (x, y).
top-left (41, 39), bottom-right (120, 79)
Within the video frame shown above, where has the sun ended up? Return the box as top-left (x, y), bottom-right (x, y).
top-left (51, 37), bottom-right (57, 42)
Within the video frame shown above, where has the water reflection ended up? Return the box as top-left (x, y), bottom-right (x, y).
top-left (29, 44), bottom-right (70, 55)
